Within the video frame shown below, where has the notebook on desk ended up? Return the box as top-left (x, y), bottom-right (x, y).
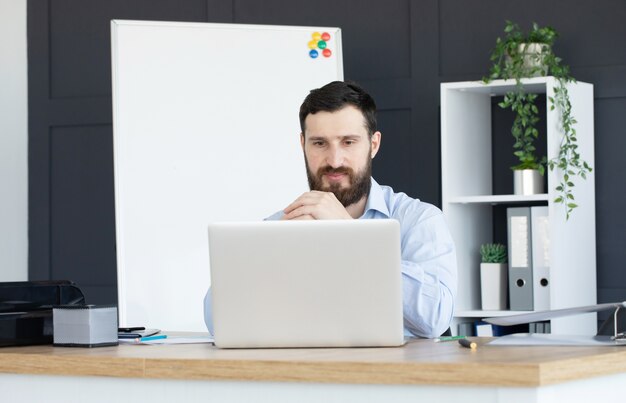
top-left (208, 219), bottom-right (404, 348)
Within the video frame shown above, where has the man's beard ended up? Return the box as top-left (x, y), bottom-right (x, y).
top-left (305, 155), bottom-right (372, 207)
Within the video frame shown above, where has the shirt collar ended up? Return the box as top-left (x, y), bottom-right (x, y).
top-left (362, 177), bottom-right (390, 218)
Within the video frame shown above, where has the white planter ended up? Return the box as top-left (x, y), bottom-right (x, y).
top-left (513, 169), bottom-right (545, 195)
top-left (505, 43), bottom-right (550, 77)
top-left (519, 43), bottom-right (550, 76)
top-left (480, 263), bottom-right (508, 310)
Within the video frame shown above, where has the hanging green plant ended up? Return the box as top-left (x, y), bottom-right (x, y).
top-left (483, 21), bottom-right (592, 219)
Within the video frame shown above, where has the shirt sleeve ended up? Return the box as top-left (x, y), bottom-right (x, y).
top-left (398, 206), bottom-right (458, 338)
top-left (203, 287), bottom-right (215, 335)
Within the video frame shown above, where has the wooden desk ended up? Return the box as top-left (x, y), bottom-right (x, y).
top-left (1, 337), bottom-right (625, 403)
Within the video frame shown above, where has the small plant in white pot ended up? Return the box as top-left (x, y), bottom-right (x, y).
top-left (480, 243), bottom-right (508, 311)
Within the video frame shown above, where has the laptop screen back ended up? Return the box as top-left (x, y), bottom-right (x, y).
top-left (208, 219), bottom-right (404, 348)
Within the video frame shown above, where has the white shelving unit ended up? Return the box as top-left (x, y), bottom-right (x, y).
top-left (440, 77), bottom-right (597, 335)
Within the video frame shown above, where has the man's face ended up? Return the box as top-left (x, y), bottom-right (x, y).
top-left (301, 105), bottom-right (381, 207)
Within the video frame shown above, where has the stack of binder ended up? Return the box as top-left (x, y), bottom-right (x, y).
top-left (528, 321), bottom-right (551, 334)
top-left (507, 206), bottom-right (550, 311)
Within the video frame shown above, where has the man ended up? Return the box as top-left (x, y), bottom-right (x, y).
top-left (205, 81), bottom-right (457, 338)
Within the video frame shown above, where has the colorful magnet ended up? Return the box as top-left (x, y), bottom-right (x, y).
top-left (309, 49), bottom-right (319, 58)
top-left (321, 32), bottom-right (331, 41)
top-left (317, 40), bottom-right (327, 49)
top-left (312, 32), bottom-right (322, 41)
top-left (322, 48), bottom-right (332, 58)
top-left (307, 40), bottom-right (317, 49)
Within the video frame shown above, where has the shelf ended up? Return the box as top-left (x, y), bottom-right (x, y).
top-left (441, 78), bottom-right (596, 336)
top-left (447, 194), bottom-right (549, 204)
top-left (441, 77), bottom-right (554, 96)
top-left (455, 310), bottom-right (532, 318)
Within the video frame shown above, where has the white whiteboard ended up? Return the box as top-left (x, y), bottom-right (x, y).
top-left (111, 20), bottom-right (343, 331)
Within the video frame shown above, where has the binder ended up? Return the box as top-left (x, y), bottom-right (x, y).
top-left (531, 206), bottom-right (551, 311)
top-left (457, 322), bottom-right (475, 337)
top-left (474, 321), bottom-right (494, 337)
top-left (474, 320), bottom-right (528, 337)
top-left (507, 207), bottom-right (533, 310)
top-left (536, 322), bottom-right (544, 333)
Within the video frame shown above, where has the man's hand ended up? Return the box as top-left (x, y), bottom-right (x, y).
top-left (282, 191), bottom-right (352, 220)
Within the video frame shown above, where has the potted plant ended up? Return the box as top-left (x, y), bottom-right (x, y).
top-left (480, 243), bottom-right (508, 311)
top-left (484, 21), bottom-right (592, 219)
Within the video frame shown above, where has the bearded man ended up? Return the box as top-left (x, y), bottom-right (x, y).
top-left (205, 81), bottom-right (457, 338)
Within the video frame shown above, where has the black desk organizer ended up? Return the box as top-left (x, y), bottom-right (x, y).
top-left (0, 280), bottom-right (85, 347)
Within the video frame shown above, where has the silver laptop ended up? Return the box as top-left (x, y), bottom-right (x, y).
top-left (208, 219), bottom-right (404, 348)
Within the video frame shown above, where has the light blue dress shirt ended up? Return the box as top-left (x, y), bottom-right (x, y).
top-left (204, 177), bottom-right (457, 338)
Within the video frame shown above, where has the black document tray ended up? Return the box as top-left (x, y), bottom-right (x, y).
top-left (0, 280), bottom-right (85, 347)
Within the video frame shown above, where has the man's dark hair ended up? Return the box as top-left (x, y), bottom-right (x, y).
top-left (299, 81), bottom-right (377, 137)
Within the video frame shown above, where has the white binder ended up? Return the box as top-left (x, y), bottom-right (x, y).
top-left (531, 206), bottom-right (551, 311)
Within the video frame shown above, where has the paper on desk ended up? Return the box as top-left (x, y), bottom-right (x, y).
top-left (488, 333), bottom-right (626, 346)
top-left (119, 336), bottom-right (214, 345)
top-left (483, 302), bottom-right (626, 326)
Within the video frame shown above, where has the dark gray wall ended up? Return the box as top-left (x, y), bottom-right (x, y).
top-left (28, 1), bottom-right (626, 322)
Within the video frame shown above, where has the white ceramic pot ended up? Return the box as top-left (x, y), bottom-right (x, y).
top-left (514, 169), bottom-right (545, 195)
top-left (480, 263), bottom-right (508, 310)
top-left (518, 43), bottom-right (550, 76)
top-left (505, 43), bottom-right (550, 76)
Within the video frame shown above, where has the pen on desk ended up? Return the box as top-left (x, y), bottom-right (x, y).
top-left (434, 335), bottom-right (466, 343)
top-left (458, 338), bottom-right (477, 349)
top-left (136, 334), bottom-right (168, 342)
